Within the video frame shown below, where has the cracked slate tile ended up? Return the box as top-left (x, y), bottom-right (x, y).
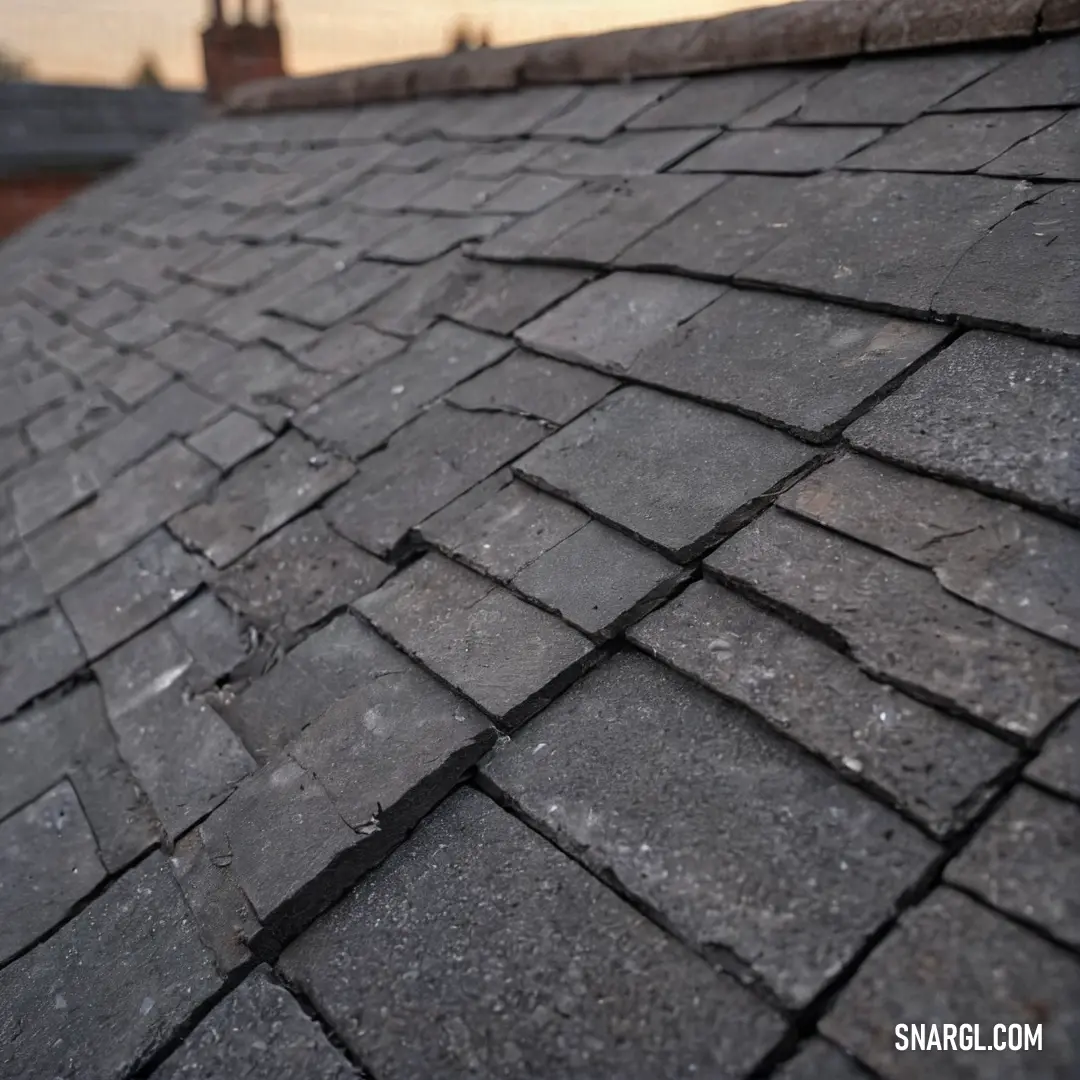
top-left (369, 214), bottom-right (511, 263)
top-left (148, 967), bottom-right (355, 1080)
top-left (151, 328), bottom-right (236, 377)
top-left (774, 1040), bottom-right (875, 1080)
top-left (70, 283), bottom-right (140, 330)
top-left (740, 172), bottom-right (1034, 315)
top-left (846, 331), bottom-right (1080, 523)
top-left (0, 370), bottom-right (72, 434)
top-left (357, 553), bottom-right (597, 729)
top-left (265, 259), bottom-right (404, 331)
top-left (982, 111), bottom-right (1080, 181)
top-left (410, 176), bottom-right (516, 215)
top-left (24, 441), bottom-right (217, 593)
top-left (707, 509), bottom-right (1080, 740)
top-left (626, 289), bottom-right (949, 440)
top-left (326, 404), bottom-right (548, 558)
top-left (216, 509), bottom-right (391, 637)
top-left (186, 410), bottom-right (275, 470)
top-left (437, 85), bottom-right (584, 140)
top-left (170, 432), bottom-right (355, 568)
top-left (0, 780), bottom-right (108, 966)
top-left (822, 887), bottom-right (1080, 1080)
top-left (933, 184), bottom-right (1080, 341)
top-left (10, 451), bottom-right (101, 537)
top-left (534, 80), bottom-right (683, 140)
top-left (447, 351), bottom-right (616, 425)
top-left (676, 126), bottom-right (884, 175)
top-left (630, 580), bottom-right (1017, 838)
top-left (281, 785), bottom-right (785, 1080)
top-left (453, 143), bottom-right (551, 177)
top-left (779, 454), bottom-right (1080, 649)
top-left (296, 319), bottom-right (404, 375)
top-left (26, 389), bottom-right (122, 454)
top-left (480, 173), bottom-right (581, 215)
top-left (1025, 708), bottom-right (1080, 802)
top-left (92, 354), bottom-right (173, 408)
top-left (0, 852), bottom-right (223, 1080)
top-left (842, 111), bottom-right (1063, 174)
top-left (526, 130), bottom-right (714, 176)
top-left (0, 606), bottom-right (84, 719)
top-left (945, 783), bottom-right (1080, 948)
top-left (59, 528), bottom-right (204, 660)
top-left (297, 321), bottom-right (513, 459)
top-left (0, 546), bottom-right (48, 630)
top-left (480, 651), bottom-right (939, 1008)
top-left (516, 386), bottom-right (818, 562)
top-left (792, 52), bottom-right (1007, 124)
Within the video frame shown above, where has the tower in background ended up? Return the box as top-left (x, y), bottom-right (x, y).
top-left (202, 0), bottom-right (286, 104)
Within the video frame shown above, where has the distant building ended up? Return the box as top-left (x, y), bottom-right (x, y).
top-left (202, 0), bottom-right (287, 105)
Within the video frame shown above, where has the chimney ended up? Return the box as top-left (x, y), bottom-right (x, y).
top-left (201, 0), bottom-right (287, 104)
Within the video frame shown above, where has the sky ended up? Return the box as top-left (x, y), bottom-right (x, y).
top-left (0, 0), bottom-right (786, 88)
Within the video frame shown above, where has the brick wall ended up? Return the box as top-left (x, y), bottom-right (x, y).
top-left (203, 6), bottom-right (286, 104)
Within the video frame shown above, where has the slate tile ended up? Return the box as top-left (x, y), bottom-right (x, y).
top-left (479, 176), bottom-right (723, 265)
top-left (298, 321), bottom-right (513, 459)
top-left (0, 852), bottom-right (223, 1080)
top-left (71, 283), bottom-right (140, 330)
top-left (677, 127), bottom-right (883, 175)
top-left (26, 441), bottom-right (217, 594)
top-left (945, 783), bottom-right (1080, 947)
top-left (774, 1040), bottom-right (875, 1080)
top-left (630, 580), bottom-right (1016, 837)
top-left (60, 529), bottom-right (203, 659)
top-left (1026, 709), bottom-right (1080, 802)
top-left (267, 259), bottom-right (404, 330)
top-left (26, 389), bottom-right (122, 454)
top-left (527, 130), bottom-right (713, 176)
top-left (370, 214), bottom-right (510, 263)
top-left (742, 172), bottom-right (1033, 314)
top-left (0, 607), bottom-right (84, 719)
top-left (480, 652), bottom-right (939, 1008)
top-left (0, 780), bottom-right (108, 966)
top-left (357, 553), bottom-right (597, 728)
top-left (259, 314), bottom-right (322, 355)
top-left (348, 169), bottom-right (449, 211)
top-left (149, 968), bottom-right (354, 1080)
top-left (298, 319), bottom-right (404, 374)
top-left (707, 510), bottom-right (1080, 740)
top-left (934, 37), bottom-right (1080, 110)
top-left (481, 173), bottom-right (581, 214)
top-left (843, 111), bottom-right (1063, 174)
top-left (103, 308), bottom-right (173, 350)
top-left (516, 387), bottom-right (818, 562)
top-left (794, 52), bottom-right (1007, 124)
top-left (780, 454), bottom-right (1080, 649)
top-left (170, 432), bottom-right (354, 568)
top-left (0, 546), bottom-right (48, 630)
top-left (294, 204), bottom-right (411, 249)
top-left (846, 331), bottom-right (1080, 522)
top-left (821, 887), bottom-right (1080, 1080)
top-left (93, 354), bottom-right (173, 407)
top-left (438, 85), bottom-right (584, 140)
top-left (410, 176), bottom-right (515, 214)
top-left (216, 510), bottom-right (391, 636)
top-left (628, 67), bottom-right (806, 128)
top-left (0, 369), bottom-right (71, 433)
top-left (0, 432), bottom-right (30, 483)
top-left (983, 111), bottom-right (1080, 181)
top-left (453, 142), bottom-right (551, 177)
top-left (10, 451), bottom-right (101, 536)
top-left (534, 80), bottom-right (682, 140)
top-left (282, 786), bottom-right (784, 1080)
top-left (326, 404), bottom-right (548, 558)
top-left (630, 290), bottom-right (949, 440)
top-left (447, 351), bottom-right (615, 424)
top-left (187, 410), bottom-right (274, 469)
top-left (151, 328), bottom-right (235, 376)
top-left (515, 271), bottom-right (720, 374)
top-left (933, 185), bottom-right (1080, 341)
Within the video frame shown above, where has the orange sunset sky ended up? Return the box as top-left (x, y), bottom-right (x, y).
top-left (0, 0), bottom-right (787, 88)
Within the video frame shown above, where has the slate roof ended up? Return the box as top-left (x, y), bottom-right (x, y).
top-left (1, 1), bottom-right (1079, 1077)
top-left (0, 82), bottom-right (203, 176)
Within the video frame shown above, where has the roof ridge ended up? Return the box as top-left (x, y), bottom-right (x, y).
top-left (224, 0), bottom-right (1080, 115)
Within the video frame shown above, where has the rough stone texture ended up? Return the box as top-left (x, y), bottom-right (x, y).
top-left (0, 606), bottom-right (84, 719)
top-left (742, 172), bottom-right (1033, 315)
top-left (945, 783), bottom-right (1080, 947)
top-left (25, 390), bottom-right (121, 455)
top-left (983, 111), bottom-right (1080, 181)
top-left (0, 781), bottom-right (108, 966)
top-left (297, 321), bottom-right (513, 459)
top-left (187, 411), bottom-right (274, 470)
top-left (1026, 708), bottom-right (1080, 802)
top-left (326, 404), bottom-right (547, 558)
top-left (0, 684), bottom-right (159, 873)
top-left (170, 432), bottom-right (355, 568)
top-left (846, 332), bottom-right (1080, 522)
top-left (793, 52), bottom-right (1007, 124)
top-left (215, 510), bottom-right (391, 637)
top-left (516, 386), bottom-right (818, 562)
top-left (780, 453), bottom-right (1080, 648)
top-left (280, 787), bottom-right (785, 1080)
top-left (676, 126), bottom-right (883, 175)
top-left (707, 510), bottom-right (1080, 739)
top-left (626, 290), bottom-right (949, 440)
top-left (107, 687), bottom-right (255, 840)
top-left (773, 1040), bottom-right (875, 1080)
top-left (481, 652), bottom-right (938, 1008)
top-left (631, 580), bottom-right (1016, 837)
top-left (0, 852), bottom-right (223, 1080)
top-left (447, 351), bottom-right (616, 424)
top-left (357, 553), bottom-right (597, 728)
top-left (822, 887), bottom-right (1080, 1080)
top-left (149, 967), bottom-right (356, 1080)
top-left (934, 185), bottom-right (1080, 341)
top-left (842, 111), bottom-right (1063, 174)
top-left (59, 529), bottom-right (204, 659)
top-left (516, 272), bottom-right (720, 375)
